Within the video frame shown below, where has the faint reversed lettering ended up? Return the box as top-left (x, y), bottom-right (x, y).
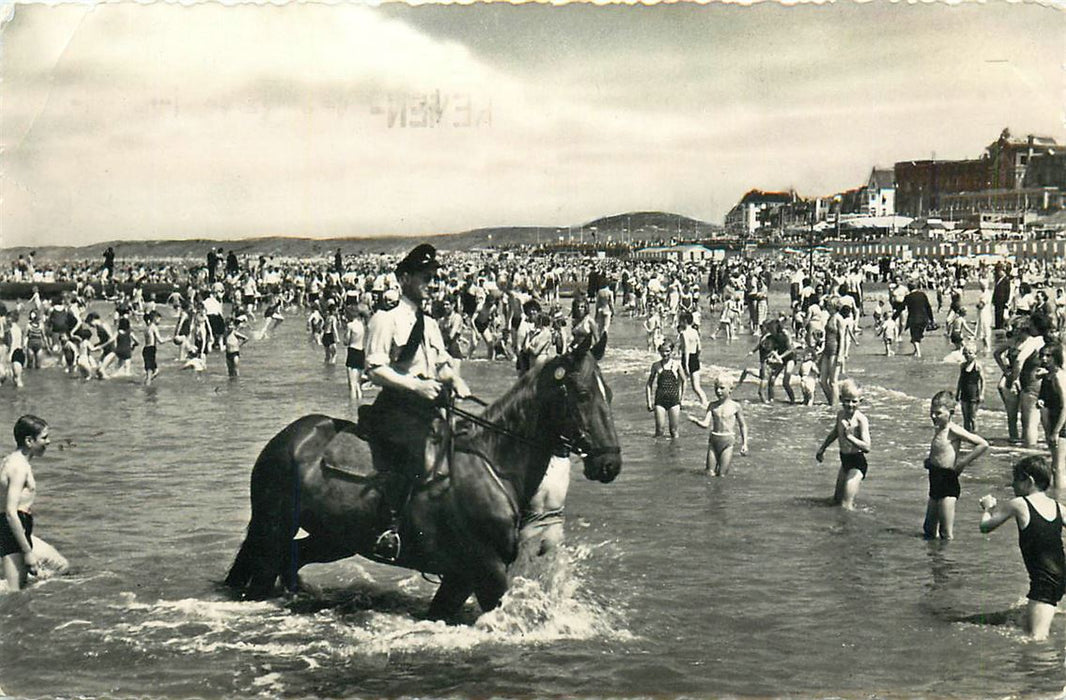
top-left (370, 90), bottom-right (492, 128)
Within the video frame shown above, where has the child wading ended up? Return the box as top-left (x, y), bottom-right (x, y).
top-left (646, 340), bottom-right (685, 438)
top-left (688, 376), bottom-right (748, 475)
top-left (922, 390), bottom-right (988, 540)
top-left (979, 456), bottom-right (1066, 641)
top-left (815, 379), bottom-right (871, 510)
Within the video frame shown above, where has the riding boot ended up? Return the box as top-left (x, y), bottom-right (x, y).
top-left (374, 472), bottom-right (412, 562)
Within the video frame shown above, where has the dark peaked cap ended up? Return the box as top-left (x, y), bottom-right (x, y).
top-left (395, 243), bottom-right (441, 275)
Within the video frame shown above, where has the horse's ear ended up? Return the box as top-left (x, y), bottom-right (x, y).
top-left (591, 332), bottom-right (607, 361)
top-left (570, 333), bottom-right (593, 359)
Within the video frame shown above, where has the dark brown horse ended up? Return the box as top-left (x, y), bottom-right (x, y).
top-left (225, 335), bottom-right (621, 619)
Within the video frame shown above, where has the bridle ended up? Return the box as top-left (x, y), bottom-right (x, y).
top-left (447, 367), bottom-right (620, 460)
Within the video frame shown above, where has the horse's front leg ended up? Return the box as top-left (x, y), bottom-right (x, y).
top-left (427, 573), bottom-right (474, 621)
top-left (472, 559), bottom-right (509, 612)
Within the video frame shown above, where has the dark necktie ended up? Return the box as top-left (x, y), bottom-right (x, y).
top-left (397, 307), bottom-right (424, 364)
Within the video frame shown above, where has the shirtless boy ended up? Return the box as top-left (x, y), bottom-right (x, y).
top-left (688, 376), bottom-right (748, 476)
top-left (1, 415), bottom-right (49, 591)
top-left (815, 379), bottom-right (871, 510)
top-left (922, 390), bottom-right (988, 539)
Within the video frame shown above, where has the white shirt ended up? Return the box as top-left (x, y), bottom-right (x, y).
top-left (365, 297), bottom-right (447, 378)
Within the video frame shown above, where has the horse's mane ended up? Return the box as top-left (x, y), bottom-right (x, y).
top-left (478, 358), bottom-right (551, 442)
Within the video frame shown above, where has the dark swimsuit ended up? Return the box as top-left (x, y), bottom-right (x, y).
top-left (142, 345), bottom-right (157, 371)
top-left (957, 364), bottom-right (982, 402)
top-left (654, 365), bottom-right (682, 409)
top-left (1020, 497), bottom-right (1066, 606)
top-left (925, 458), bottom-right (961, 499)
top-left (1040, 374), bottom-right (1066, 437)
top-left (839, 452), bottom-right (867, 478)
top-left (1020, 348), bottom-right (1044, 399)
top-left (0, 510), bottom-right (32, 557)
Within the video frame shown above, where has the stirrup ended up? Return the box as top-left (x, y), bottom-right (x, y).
top-left (374, 529), bottom-right (401, 562)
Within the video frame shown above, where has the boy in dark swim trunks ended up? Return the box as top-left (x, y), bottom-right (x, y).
top-left (923, 390), bottom-right (988, 540)
top-left (980, 455), bottom-right (1066, 641)
top-left (815, 379), bottom-right (871, 510)
top-left (1, 415), bottom-right (50, 591)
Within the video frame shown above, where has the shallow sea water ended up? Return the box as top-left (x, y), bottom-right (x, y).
top-left (0, 291), bottom-right (1063, 698)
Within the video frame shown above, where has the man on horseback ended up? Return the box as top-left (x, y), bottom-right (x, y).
top-left (361, 243), bottom-right (469, 561)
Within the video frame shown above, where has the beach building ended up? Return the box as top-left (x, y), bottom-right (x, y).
top-left (633, 244), bottom-right (723, 263)
top-left (894, 128), bottom-right (1064, 228)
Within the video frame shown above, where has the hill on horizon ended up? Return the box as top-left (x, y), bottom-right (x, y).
top-left (3, 211), bottom-right (721, 261)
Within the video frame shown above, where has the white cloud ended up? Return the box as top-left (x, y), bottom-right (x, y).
top-left (2, 1), bottom-right (1063, 248)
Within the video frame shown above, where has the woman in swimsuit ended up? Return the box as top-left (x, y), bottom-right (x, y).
top-left (1013, 312), bottom-right (1050, 448)
top-left (819, 300), bottom-right (843, 406)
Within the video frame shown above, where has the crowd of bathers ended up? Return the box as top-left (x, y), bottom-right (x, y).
top-left (0, 246), bottom-right (1063, 415)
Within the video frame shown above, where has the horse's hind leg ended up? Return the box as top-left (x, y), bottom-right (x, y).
top-left (224, 536), bottom-right (258, 590)
top-left (281, 535), bottom-right (357, 591)
top-left (428, 574), bottom-right (474, 621)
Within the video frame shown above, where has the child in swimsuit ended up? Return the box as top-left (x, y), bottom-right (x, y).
top-left (954, 343), bottom-right (984, 432)
top-left (1038, 342), bottom-right (1066, 498)
top-left (224, 316), bottom-right (249, 378)
top-left (815, 379), bottom-right (871, 510)
top-left (796, 347), bottom-right (820, 406)
top-left (980, 455), bottom-right (1066, 641)
top-left (143, 310), bottom-right (163, 386)
top-left (646, 340), bottom-right (685, 438)
top-left (688, 375), bottom-right (748, 476)
top-left (922, 390), bottom-right (988, 540)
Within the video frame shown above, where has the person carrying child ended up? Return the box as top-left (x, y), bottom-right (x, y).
top-left (979, 455), bottom-right (1065, 641)
top-left (922, 390), bottom-right (989, 539)
top-left (646, 340), bottom-right (685, 439)
top-left (815, 379), bottom-right (871, 510)
top-left (687, 375), bottom-right (748, 475)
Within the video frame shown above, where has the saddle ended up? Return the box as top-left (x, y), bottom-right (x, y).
top-left (322, 405), bottom-right (453, 483)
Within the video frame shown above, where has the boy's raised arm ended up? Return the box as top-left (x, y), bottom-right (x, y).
top-left (979, 496), bottom-right (1019, 534)
top-left (948, 423), bottom-right (989, 471)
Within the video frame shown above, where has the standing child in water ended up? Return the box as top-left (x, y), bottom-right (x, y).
top-left (646, 340), bottom-right (685, 438)
top-left (224, 316), bottom-right (250, 378)
top-left (797, 347), bottom-right (820, 406)
top-left (142, 310), bottom-right (163, 386)
top-left (955, 343), bottom-right (984, 432)
top-left (815, 379), bottom-right (871, 510)
top-left (979, 455), bottom-right (1066, 641)
top-left (923, 390), bottom-right (989, 539)
top-left (688, 376), bottom-right (748, 475)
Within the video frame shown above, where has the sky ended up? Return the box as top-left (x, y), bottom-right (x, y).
top-left (2, 0), bottom-right (1063, 248)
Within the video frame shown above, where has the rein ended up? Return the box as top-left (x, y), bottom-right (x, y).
top-left (453, 392), bottom-right (621, 459)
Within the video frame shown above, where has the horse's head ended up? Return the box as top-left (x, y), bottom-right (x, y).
top-left (541, 333), bottom-right (621, 483)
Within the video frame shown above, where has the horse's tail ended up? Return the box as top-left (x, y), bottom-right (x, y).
top-left (226, 416), bottom-right (320, 598)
